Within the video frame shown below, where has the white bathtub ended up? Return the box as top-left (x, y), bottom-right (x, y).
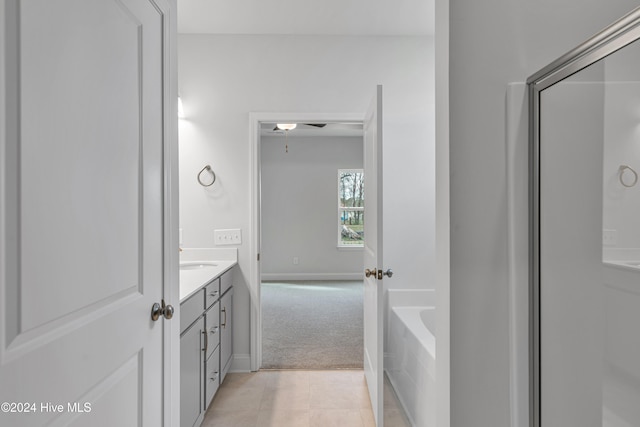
top-left (386, 305), bottom-right (436, 427)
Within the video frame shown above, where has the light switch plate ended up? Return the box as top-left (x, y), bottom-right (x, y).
top-left (215, 228), bottom-right (242, 245)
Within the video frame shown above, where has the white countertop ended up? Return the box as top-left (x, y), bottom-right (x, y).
top-left (179, 248), bottom-right (238, 302)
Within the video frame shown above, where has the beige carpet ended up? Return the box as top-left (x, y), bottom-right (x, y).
top-left (261, 281), bottom-right (364, 369)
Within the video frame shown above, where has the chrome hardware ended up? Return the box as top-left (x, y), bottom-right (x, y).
top-left (619, 165), bottom-right (638, 187)
top-left (209, 291), bottom-right (219, 298)
top-left (365, 268), bottom-right (377, 278)
top-left (210, 326), bottom-right (219, 335)
top-left (210, 372), bottom-right (218, 382)
top-left (151, 299), bottom-right (174, 321)
top-left (202, 329), bottom-right (209, 353)
top-left (376, 268), bottom-right (393, 280)
top-left (197, 165), bottom-right (216, 187)
top-left (164, 304), bottom-right (174, 319)
top-left (221, 307), bottom-right (227, 328)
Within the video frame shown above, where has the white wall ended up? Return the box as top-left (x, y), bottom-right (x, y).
top-left (178, 34), bottom-right (435, 363)
top-left (260, 135), bottom-right (363, 279)
top-left (449, 1), bottom-right (639, 426)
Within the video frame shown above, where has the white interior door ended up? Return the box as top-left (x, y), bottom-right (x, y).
top-left (0, 1), bottom-right (172, 425)
top-left (363, 85), bottom-right (384, 426)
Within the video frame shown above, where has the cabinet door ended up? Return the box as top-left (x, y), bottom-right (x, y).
top-left (205, 301), bottom-right (220, 360)
top-left (205, 346), bottom-right (220, 409)
top-left (220, 288), bottom-right (233, 383)
top-left (180, 317), bottom-right (204, 427)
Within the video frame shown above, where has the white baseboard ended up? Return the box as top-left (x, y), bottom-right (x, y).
top-left (261, 273), bottom-right (362, 281)
top-left (229, 354), bottom-right (252, 373)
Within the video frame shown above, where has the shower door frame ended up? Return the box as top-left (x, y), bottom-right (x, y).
top-left (527, 6), bottom-right (640, 427)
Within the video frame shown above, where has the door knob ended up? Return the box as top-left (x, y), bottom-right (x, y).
top-left (365, 268), bottom-right (377, 278)
top-left (376, 268), bottom-right (393, 280)
top-left (151, 299), bottom-right (174, 321)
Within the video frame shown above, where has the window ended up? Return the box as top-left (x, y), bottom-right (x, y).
top-left (338, 169), bottom-right (364, 247)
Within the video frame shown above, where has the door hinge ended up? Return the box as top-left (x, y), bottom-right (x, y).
top-left (257, 253), bottom-right (260, 261)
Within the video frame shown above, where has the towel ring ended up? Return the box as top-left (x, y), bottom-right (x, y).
top-left (197, 165), bottom-right (216, 187)
top-left (619, 165), bottom-right (638, 188)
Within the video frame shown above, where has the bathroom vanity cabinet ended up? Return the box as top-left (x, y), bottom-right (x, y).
top-left (180, 267), bottom-right (234, 427)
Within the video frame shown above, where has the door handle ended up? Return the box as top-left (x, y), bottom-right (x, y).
top-left (379, 269), bottom-right (393, 279)
top-left (365, 268), bottom-right (392, 279)
top-left (151, 299), bottom-right (174, 321)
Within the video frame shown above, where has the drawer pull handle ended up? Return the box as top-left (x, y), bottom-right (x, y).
top-left (202, 329), bottom-right (208, 353)
top-left (209, 291), bottom-right (218, 297)
top-left (210, 326), bottom-right (219, 335)
top-left (221, 307), bottom-right (227, 328)
top-left (210, 373), bottom-right (218, 382)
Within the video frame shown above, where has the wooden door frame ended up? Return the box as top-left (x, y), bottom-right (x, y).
top-left (248, 112), bottom-right (363, 371)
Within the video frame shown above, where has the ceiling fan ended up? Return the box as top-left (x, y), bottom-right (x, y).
top-left (271, 123), bottom-right (327, 131)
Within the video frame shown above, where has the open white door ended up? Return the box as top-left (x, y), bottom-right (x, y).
top-left (0, 0), bottom-right (175, 426)
top-left (363, 85), bottom-right (385, 426)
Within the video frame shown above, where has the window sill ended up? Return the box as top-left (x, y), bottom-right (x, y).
top-left (337, 245), bottom-right (364, 251)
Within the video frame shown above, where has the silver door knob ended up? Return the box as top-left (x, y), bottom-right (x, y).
top-left (151, 299), bottom-right (174, 321)
top-left (381, 269), bottom-right (393, 278)
top-left (365, 268), bottom-right (377, 278)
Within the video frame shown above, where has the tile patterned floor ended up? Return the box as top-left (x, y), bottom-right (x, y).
top-left (202, 370), bottom-right (411, 427)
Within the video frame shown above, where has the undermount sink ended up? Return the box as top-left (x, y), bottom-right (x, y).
top-left (180, 261), bottom-right (218, 270)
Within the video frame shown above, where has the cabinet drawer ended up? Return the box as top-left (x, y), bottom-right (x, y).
top-left (180, 289), bottom-right (204, 334)
top-left (205, 278), bottom-right (220, 308)
top-left (204, 302), bottom-right (220, 360)
top-left (204, 346), bottom-right (220, 409)
top-left (220, 269), bottom-right (233, 295)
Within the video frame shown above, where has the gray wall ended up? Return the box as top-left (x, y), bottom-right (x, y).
top-left (260, 135), bottom-right (363, 279)
top-left (449, 1), bottom-right (639, 426)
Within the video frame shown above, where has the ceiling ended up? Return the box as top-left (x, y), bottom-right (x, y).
top-left (260, 122), bottom-right (363, 138)
top-left (178, 0), bottom-right (434, 36)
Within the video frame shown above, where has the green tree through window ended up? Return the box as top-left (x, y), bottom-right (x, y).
top-left (338, 169), bottom-right (364, 246)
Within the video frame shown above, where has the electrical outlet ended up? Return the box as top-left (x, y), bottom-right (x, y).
top-left (603, 229), bottom-right (617, 246)
top-left (293, 257), bottom-right (299, 265)
top-left (214, 228), bottom-right (242, 245)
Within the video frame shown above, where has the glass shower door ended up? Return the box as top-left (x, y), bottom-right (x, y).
top-left (530, 8), bottom-right (640, 426)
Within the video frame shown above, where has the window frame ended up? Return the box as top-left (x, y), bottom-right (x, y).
top-left (337, 168), bottom-right (364, 248)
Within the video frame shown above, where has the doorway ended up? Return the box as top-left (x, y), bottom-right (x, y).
top-left (250, 116), bottom-right (365, 370)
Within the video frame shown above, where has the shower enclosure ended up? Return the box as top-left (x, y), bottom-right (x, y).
top-left (529, 7), bottom-right (640, 427)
